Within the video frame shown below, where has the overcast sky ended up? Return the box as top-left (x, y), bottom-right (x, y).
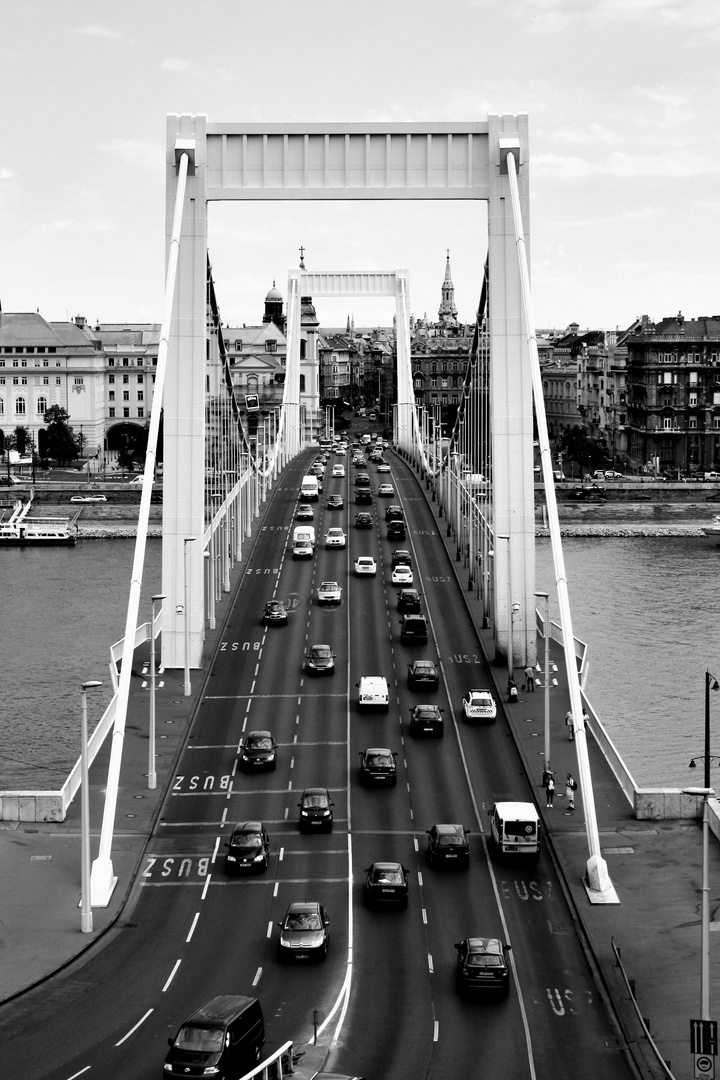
top-left (1, 0), bottom-right (718, 334)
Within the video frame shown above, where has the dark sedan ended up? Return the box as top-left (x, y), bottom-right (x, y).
top-left (454, 937), bottom-right (511, 999)
top-left (398, 588), bottom-right (421, 613)
top-left (426, 823), bottom-right (470, 869)
top-left (409, 704), bottom-right (444, 738)
top-left (355, 472), bottom-right (371, 485)
top-left (358, 747), bottom-right (398, 786)
top-left (387, 520), bottom-right (406, 540)
top-left (391, 549), bottom-right (412, 568)
top-left (364, 862), bottom-right (409, 909)
top-left (407, 660), bottom-right (439, 690)
top-left (224, 821), bottom-right (270, 875)
top-left (355, 488), bottom-right (373, 504)
top-left (327, 495), bottom-right (344, 510)
top-left (239, 730), bottom-right (277, 772)
top-left (263, 600), bottom-right (288, 626)
top-left (298, 788), bottom-right (334, 833)
top-left (305, 644), bottom-right (335, 676)
top-left (355, 512), bottom-right (374, 528)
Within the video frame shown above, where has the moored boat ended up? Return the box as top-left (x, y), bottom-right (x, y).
top-left (0, 498), bottom-right (77, 546)
top-left (702, 514), bottom-right (720, 538)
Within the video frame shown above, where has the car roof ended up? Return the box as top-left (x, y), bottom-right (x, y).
top-left (364, 746), bottom-right (393, 755)
top-left (232, 820), bottom-right (264, 833)
top-left (286, 900), bottom-right (321, 914)
top-left (302, 787), bottom-right (329, 796)
top-left (412, 660), bottom-right (435, 668)
top-left (369, 861), bottom-right (404, 872)
top-left (245, 730), bottom-right (272, 739)
top-left (493, 800), bottom-right (540, 819)
top-left (310, 643), bottom-right (331, 651)
top-left (432, 823), bottom-right (465, 836)
top-left (414, 704), bottom-right (441, 716)
top-left (319, 580), bottom-right (340, 587)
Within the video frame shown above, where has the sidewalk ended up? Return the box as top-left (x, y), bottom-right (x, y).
top-left (0, 461), bottom-right (716, 1080)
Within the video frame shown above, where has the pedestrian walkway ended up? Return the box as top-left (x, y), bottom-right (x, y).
top-left (0, 454), bottom-right (717, 1080)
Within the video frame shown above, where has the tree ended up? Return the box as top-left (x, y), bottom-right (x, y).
top-left (44, 406), bottom-right (78, 466)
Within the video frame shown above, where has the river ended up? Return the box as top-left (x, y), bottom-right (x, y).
top-left (0, 533), bottom-right (715, 791)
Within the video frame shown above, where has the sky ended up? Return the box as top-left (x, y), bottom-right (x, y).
top-left (1, 0), bottom-right (719, 335)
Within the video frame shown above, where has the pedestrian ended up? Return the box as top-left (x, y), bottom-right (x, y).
top-left (546, 773), bottom-right (555, 807)
top-left (565, 710), bottom-right (574, 741)
top-left (524, 665), bottom-right (535, 692)
top-left (582, 709), bottom-right (590, 731)
top-left (507, 677), bottom-right (518, 703)
top-left (566, 773), bottom-right (577, 810)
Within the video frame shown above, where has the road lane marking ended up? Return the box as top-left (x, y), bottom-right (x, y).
top-left (115, 1008), bottom-right (154, 1046)
top-left (162, 960), bottom-right (182, 992)
top-left (186, 913), bottom-right (200, 941)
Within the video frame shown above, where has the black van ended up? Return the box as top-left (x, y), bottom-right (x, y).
top-left (164, 995), bottom-right (265, 1078)
top-left (400, 614), bottom-right (428, 642)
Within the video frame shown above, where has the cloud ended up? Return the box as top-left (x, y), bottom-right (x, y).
top-left (533, 150), bottom-right (713, 179)
top-left (75, 25), bottom-right (127, 42)
top-left (97, 139), bottom-right (163, 175)
top-left (160, 56), bottom-right (236, 82)
top-left (161, 57), bottom-right (193, 74)
top-left (0, 167), bottom-right (17, 180)
top-left (467, 0), bottom-right (720, 37)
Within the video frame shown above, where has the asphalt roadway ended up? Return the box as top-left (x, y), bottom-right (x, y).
top-left (0, 456), bottom-right (716, 1080)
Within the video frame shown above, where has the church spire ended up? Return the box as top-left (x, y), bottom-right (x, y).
top-left (438, 250), bottom-right (458, 327)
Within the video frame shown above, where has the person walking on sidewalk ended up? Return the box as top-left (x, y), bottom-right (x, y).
top-left (565, 710), bottom-right (574, 741)
top-left (566, 773), bottom-right (577, 810)
top-left (524, 665), bottom-right (535, 692)
top-left (546, 773), bottom-right (555, 807)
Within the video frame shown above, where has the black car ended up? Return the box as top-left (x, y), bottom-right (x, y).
top-left (298, 787), bottom-right (334, 833)
top-left (385, 505), bottom-right (404, 522)
top-left (426, 823), bottom-right (470, 869)
top-left (454, 937), bottom-right (511, 999)
top-left (387, 520), bottom-right (406, 540)
top-left (355, 512), bottom-right (373, 528)
top-left (356, 488), bottom-right (373, 504)
top-left (364, 862), bottom-right (409, 909)
top-left (278, 901), bottom-right (330, 963)
top-left (409, 704), bottom-right (444, 738)
top-left (327, 494), bottom-right (344, 510)
top-left (263, 600), bottom-right (288, 626)
top-left (408, 660), bottom-right (439, 690)
top-left (239, 730), bottom-right (278, 772)
top-left (305, 643), bottom-right (335, 676)
top-left (358, 747), bottom-right (398, 786)
top-left (355, 472), bottom-right (371, 485)
top-left (391, 549), bottom-right (412, 568)
top-left (398, 588), bottom-right (421, 613)
top-left (400, 614), bottom-right (427, 642)
top-left (224, 821), bottom-right (270, 875)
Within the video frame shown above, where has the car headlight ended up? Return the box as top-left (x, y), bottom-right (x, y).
top-left (226, 854), bottom-right (236, 862)
top-left (301, 809), bottom-right (309, 816)
top-left (253, 852), bottom-right (265, 862)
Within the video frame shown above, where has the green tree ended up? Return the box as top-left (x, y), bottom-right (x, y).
top-left (44, 406), bottom-right (78, 466)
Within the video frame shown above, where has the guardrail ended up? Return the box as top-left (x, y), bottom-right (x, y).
top-left (611, 938), bottom-right (676, 1080)
top-left (239, 1041), bottom-right (297, 1080)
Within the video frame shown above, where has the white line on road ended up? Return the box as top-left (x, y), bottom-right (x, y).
top-left (162, 960), bottom-right (182, 992)
top-left (186, 912), bottom-right (200, 942)
top-left (115, 1008), bottom-right (154, 1046)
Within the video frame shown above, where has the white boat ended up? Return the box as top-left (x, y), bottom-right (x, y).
top-left (702, 514), bottom-right (720, 538)
top-left (0, 498), bottom-right (77, 546)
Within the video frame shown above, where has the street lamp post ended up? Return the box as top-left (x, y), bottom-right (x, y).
top-left (183, 538), bottom-right (196, 697)
top-left (148, 593), bottom-right (166, 790)
top-left (80, 680), bottom-right (102, 933)
top-left (535, 592), bottom-right (551, 776)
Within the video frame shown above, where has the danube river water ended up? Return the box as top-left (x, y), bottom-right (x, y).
top-left (0, 534), bottom-right (716, 791)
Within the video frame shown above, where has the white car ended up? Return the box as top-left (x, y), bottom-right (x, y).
top-left (325, 527), bottom-right (347, 549)
top-left (378, 484), bottom-right (394, 497)
top-left (354, 555), bottom-right (377, 576)
top-left (391, 565), bottom-right (414, 586)
top-left (70, 494), bottom-right (108, 502)
top-left (462, 689), bottom-right (497, 723)
top-left (377, 463), bottom-right (391, 473)
top-left (317, 580), bottom-right (342, 606)
top-left (332, 464), bottom-right (345, 477)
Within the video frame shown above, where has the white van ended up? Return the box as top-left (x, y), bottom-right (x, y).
top-left (487, 801), bottom-right (540, 862)
top-left (292, 525), bottom-right (315, 559)
top-left (300, 475), bottom-right (320, 502)
top-left (357, 676), bottom-right (389, 713)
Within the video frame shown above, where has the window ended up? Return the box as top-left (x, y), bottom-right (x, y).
top-left (109, 391), bottom-right (115, 402)
top-left (123, 407), bottom-right (129, 418)
top-left (122, 358), bottom-right (129, 366)
top-left (0, 397), bottom-right (3, 414)
top-left (690, 417), bottom-right (698, 429)
top-left (21, 377), bottom-right (27, 385)
top-left (714, 393), bottom-right (720, 406)
top-left (689, 393), bottom-right (698, 406)
top-left (234, 340), bottom-right (243, 351)
top-left (109, 408), bottom-right (115, 418)
top-left (137, 374), bottom-right (143, 384)
top-left (138, 407), bottom-right (144, 418)
top-left (299, 374), bottom-right (305, 392)
top-left (109, 358), bottom-right (115, 367)
top-left (137, 391), bottom-right (144, 402)
top-left (15, 397), bottom-right (26, 415)
top-left (137, 358), bottom-right (143, 366)
top-left (123, 391), bottom-right (129, 401)
top-left (43, 377), bottom-right (49, 385)
top-left (265, 340), bottom-right (277, 352)
top-left (123, 374), bottom-right (129, 384)
top-left (56, 378), bottom-right (61, 385)
top-left (663, 417), bottom-right (673, 430)
top-left (714, 417), bottom-right (720, 430)
top-left (689, 371), bottom-right (698, 384)
top-left (12, 377), bottom-right (18, 385)
top-left (109, 374), bottom-right (115, 384)
top-left (37, 397), bottom-right (47, 414)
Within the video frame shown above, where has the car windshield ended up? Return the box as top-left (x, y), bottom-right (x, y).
top-left (312, 647), bottom-right (331, 658)
top-left (366, 752), bottom-right (393, 766)
top-left (372, 869), bottom-right (404, 885)
top-left (233, 832), bottom-right (262, 849)
top-left (437, 834), bottom-right (464, 847)
top-left (286, 912), bottom-right (322, 930)
top-left (304, 794), bottom-right (328, 808)
top-left (247, 736), bottom-right (272, 750)
top-left (467, 954), bottom-right (503, 968)
top-left (175, 1025), bottom-right (225, 1051)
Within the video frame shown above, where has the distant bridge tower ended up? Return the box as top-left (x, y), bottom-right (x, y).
top-left (163, 114), bottom-right (534, 671)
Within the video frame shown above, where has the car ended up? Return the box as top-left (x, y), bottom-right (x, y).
top-left (357, 675), bottom-right (389, 712)
top-left (368, 412), bottom-right (377, 421)
top-left (355, 472), bottom-right (370, 485)
top-left (355, 487), bottom-right (373, 504)
top-left (224, 821), bottom-right (270, 875)
top-left (325, 527), bottom-right (347, 549)
top-left (462, 689), bottom-right (497, 723)
top-left (391, 549), bottom-right (412, 568)
top-left (70, 494), bottom-right (108, 502)
top-left (400, 614), bottom-right (428, 642)
top-left (454, 937), bottom-right (511, 999)
top-left (239, 731), bottom-right (278, 772)
top-left (407, 660), bottom-right (439, 689)
top-left (409, 703), bottom-right (444, 738)
top-left (127, 476), bottom-right (145, 485)
top-left (397, 588), bottom-right (421, 613)
top-left (605, 470), bottom-right (624, 479)
top-left (376, 463), bottom-right (391, 473)
top-left (277, 901), bottom-right (330, 963)
top-left (0, 474), bottom-right (21, 486)
top-left (326, 494), bottom-right (344, 510)
top-left (358, 747), bottom-right (398, 786)
top-left (317, 580), bottom-right (342, 606)
top-left (298, 788), bottom-right (334, 833)
top-left (332, 464), bottom-right (345, 477)
top-left (387, 520), bottom-right (406, 540)
top-left (355, 555), bottom-right (377, 576)
top-left (355, 512), bottom-right (373, 528)
top-left (378, 484), bottom-right (394, 497)
top-left (296, 503), bottom-right (314, 520)
top-left (385, 506), bottom-right (404, 524)
top-left (391, 565), bottom-right (413, 586)
top-left (426, 823), bottom-right (470, 869)
top-left (364, 862), bottom-right (409, 909)
top-left (263, 600), bottom-right (288, 625)
top-left (305, 643), bottom-right (335, 676)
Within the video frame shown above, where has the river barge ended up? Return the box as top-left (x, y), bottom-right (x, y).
top-left (0, 498), bottom-right (78, 546)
